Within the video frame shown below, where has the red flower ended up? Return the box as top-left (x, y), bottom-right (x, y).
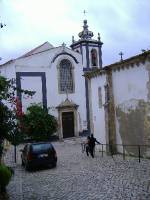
top-left (15, 97), bottom-right (22, 117)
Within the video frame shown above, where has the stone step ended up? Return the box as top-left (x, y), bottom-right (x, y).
top-left (62, 136), bottom-right (87, 144)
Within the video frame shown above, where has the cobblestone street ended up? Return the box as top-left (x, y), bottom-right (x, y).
top-left (3, 139), bottom-right (150, 200)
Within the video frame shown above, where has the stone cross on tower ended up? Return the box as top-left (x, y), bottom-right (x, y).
top-left (83, 10), bottom-right (87, 18)
top-left (119, 51), bottom-right (124, 61)
top-left (62, 42), bottom-right (66, 51)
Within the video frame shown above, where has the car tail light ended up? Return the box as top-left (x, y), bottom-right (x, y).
top-left (27, 152), bottom-right (32, 161)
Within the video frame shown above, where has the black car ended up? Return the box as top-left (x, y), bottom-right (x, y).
top-left (21, 142), bottom-right (57, 170)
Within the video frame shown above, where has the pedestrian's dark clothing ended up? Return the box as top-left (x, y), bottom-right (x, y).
top-left (85, 136), bottom-right (90, 156)
top-left (89, 134), bottom-right (100, 158)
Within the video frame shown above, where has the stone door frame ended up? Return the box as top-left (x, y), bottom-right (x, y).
top-left (56, 99), bottom-right (79, 139)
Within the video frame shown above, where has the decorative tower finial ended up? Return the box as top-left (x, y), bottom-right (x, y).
top-left (98, 33), bottom-right (101, 41)
top-left (78, 19), bottom-right (94, 40)
top-left (119, 51), bottom-right (124, 61)
top-left (72, 36), bottom-right (75, 43)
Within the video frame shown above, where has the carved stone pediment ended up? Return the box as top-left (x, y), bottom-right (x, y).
top-left (56, 98), bottom-right (78, 110)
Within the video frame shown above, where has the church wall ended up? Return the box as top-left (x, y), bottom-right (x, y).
top-left (0, 47), bottom-right (87, 136)
top-left (14, 53), bottom-right (51, 112)
top-left (89, 59), bottom-right (150, 156)
top-left (30, 42), bottom-right (53, 54)
top-left (49, 54), bottom-right (87, 133)
top-left (90, 74), bottom-right (107, 145)
top-left (20, 76), bottom-right (43, 111)
top-left (15, 48), bottom-right (61, 67)
top-left (82, 45), bottom-right (88, 68)
top-left (0, 62), bottom-right (16, 79)
top-left (112, 61), bottom-right (150, 156)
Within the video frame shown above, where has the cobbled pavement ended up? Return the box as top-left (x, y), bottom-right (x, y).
top-left (3, 138), bottom-right (150, 200)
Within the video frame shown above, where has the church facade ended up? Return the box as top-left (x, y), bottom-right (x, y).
top-left (1, 19), bottom-right (150, 157)
top-left (0, 20), bottom-right (103, 139)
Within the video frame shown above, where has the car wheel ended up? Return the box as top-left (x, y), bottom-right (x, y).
top-left (48, 163), bottom-right (56, 169)
top-left (52, 163), bottom-right (57, 168)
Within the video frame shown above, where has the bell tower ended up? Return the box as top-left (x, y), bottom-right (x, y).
top-left (70, 19), bottom-right (103, 70)
top-left (70, 19), bottom-right (103, 135)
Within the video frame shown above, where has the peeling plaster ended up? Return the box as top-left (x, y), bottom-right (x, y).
top-left (116, 99), bottom-right (150, 156)
top-left (146, 64), bottom-right (150, 101)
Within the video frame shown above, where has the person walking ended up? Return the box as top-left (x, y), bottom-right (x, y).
top-left (85, 136), bottom-right (91, 156)
top-left (89, 134), bottom-right (100, 158)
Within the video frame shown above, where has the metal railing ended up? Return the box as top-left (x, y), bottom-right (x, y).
top-left (81, 143), bottom-right (150, 162)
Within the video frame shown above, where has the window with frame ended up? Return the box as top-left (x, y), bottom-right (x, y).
top-left (98, 87), bottom-right (102, 108)
top-left (59, 59), bottom-right (74, 93)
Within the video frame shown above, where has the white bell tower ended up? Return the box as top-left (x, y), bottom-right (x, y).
top-left (70, 19), bottom-right (103, 70)
top-left (70, 19), bottom-right (103, 135)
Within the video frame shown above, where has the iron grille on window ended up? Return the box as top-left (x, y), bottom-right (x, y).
top-left (59, 59), bottom-right (73, 93)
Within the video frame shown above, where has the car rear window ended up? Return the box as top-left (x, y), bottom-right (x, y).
top-left (32, 143), bottom-right (53, 153)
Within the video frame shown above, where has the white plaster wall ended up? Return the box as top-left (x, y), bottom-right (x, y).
top-left (30, 42), bottom-right (53, 54)
top-left (0, 46), bottom-right (87, 133)
top-left (82, 45), bottom-right (88, 68)
top-left (90, 74), bottom-right (107, 144)
top-left (0, 61), bottom-right (16, 79)
top-left (21, 76), bottom-right (43, 112)
top-left (112, 62), bottom-right (149, 147)
top-left (15, 47), bottom-right (61, 68)
top-left (47, 52), bottom-right (87, 131)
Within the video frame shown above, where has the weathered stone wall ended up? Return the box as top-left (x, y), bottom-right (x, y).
top-left (116, 99), bottom-right (150, 156)
top-left (112, 61), bottom-right (150, 157)
top-left (86, 51), bottom-right (150, 156)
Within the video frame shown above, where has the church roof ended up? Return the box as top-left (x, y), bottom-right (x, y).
top-left (0, 41), bottom-right (79, 68)
top-left (0, 42), bottom-right (55, 67)
top-left (0, 59), bottom-right (14, 66)
top-left (18, 41), bottom-right (54, 58)
top-left (84, 50), bottom-right (150, 79)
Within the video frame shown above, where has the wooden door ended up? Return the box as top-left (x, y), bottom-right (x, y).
top-left (62, 112), bottom-right (74, 138)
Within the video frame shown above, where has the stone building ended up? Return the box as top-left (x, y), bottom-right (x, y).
top-left (85, 50), bottom-right (150, 156)
top-left (0, 20), bottom-right (103, 140)
top-left (1, 18), bottom-right (150, 157)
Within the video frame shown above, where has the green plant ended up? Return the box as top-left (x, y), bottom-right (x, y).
top-left (22, 104), bottom-right (58, 141)
top-left (0, 164), bottom-right (12, 193)
top-left (0, 75), bottom-right (35, 162)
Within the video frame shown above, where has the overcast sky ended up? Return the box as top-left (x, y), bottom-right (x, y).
top-left (0, 0), bottom-right (150, 66)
